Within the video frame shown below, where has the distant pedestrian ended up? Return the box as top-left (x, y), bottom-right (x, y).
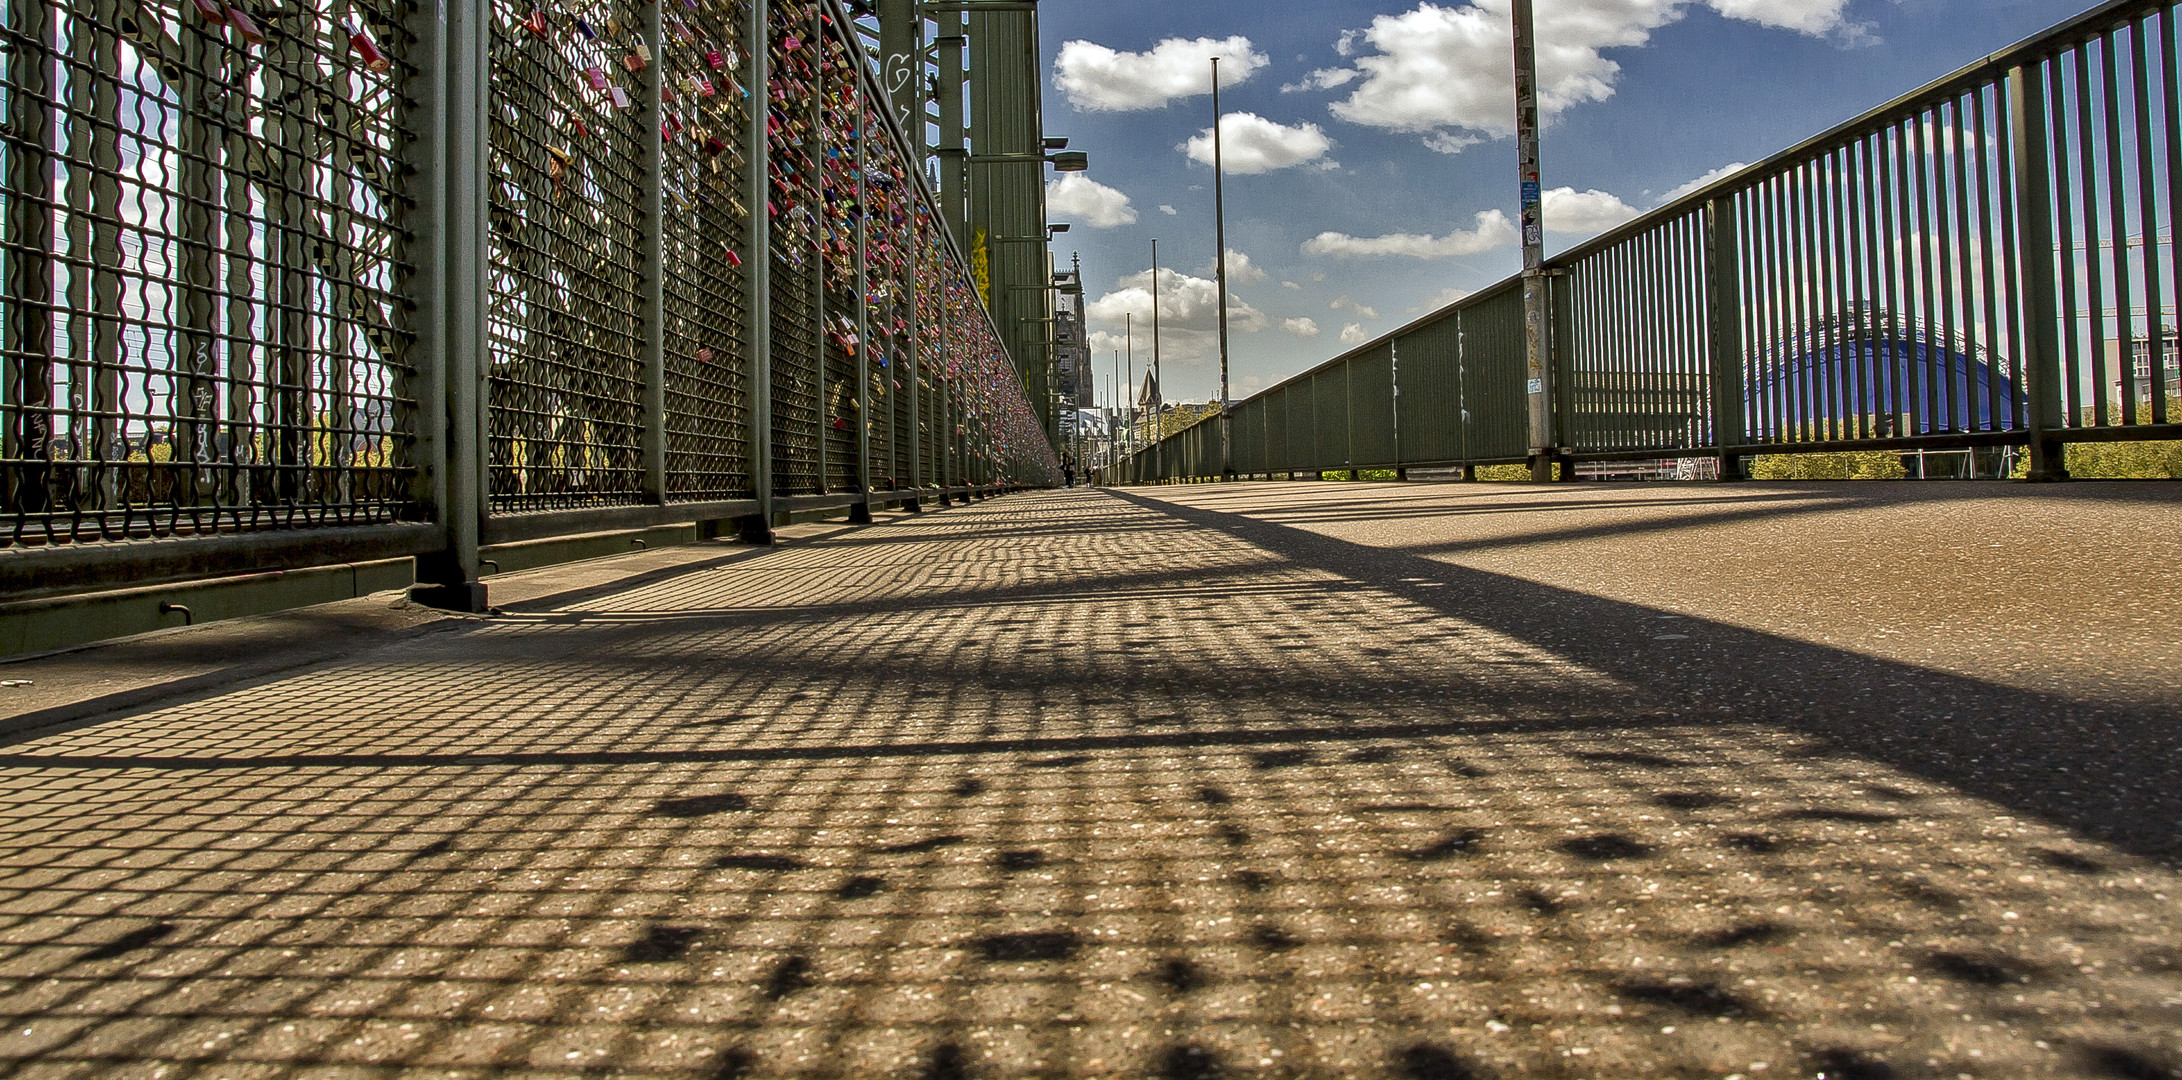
top-left (1063, 466), bottom-right (1076, 488)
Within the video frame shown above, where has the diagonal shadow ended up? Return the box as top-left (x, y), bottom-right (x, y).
top-left (1107, 488), bottom-right (2182, 864)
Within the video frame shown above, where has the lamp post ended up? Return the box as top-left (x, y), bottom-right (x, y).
top-left (1511, 0), bottom-right (1556, 482)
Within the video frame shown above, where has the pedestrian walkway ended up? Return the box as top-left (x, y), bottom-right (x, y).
top-left (3, 484), bottom-right (2179, 1079)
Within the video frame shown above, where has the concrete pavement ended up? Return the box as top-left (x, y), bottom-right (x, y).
top-left (2, 483), bottom-right (2177, 1079)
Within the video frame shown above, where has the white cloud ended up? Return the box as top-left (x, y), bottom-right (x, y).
top-left (1543, 186), bottom-right (1641, 235)
top-left (1708, 0), bottom-right (1857, 35)
top-left (1282, 67), bottom-right (1358, 93)
top-left (1281, 317), bottom-right (1322, 337)
top-left (1045, 174), bottom-right (1137, 229)
top-left (1423, 132), bottom-right (1483, 155)
top-left (1281, 280), bottom-right (1302, 291)
top-left (1662, 161), bottom-right (1751, 203)
top-left (1330, 295), bottom-right (1379, 319)
top-left (1340, 323), bottom-right (1370, 345)
top-left (1184, 113), bottom-right (1334, 174)
top-left (1084, 266), bottom-right (1269, 364)
top-left (1200, 249), bottom-right (1271, 285)
top-left (1322, 0), bottom-right (1857, 153)
top-left (1054, 35), bottom-right (1270, 112)
top-left (1303, 209), bottom-right (1517, 259)
top-left (1159, 204), bottom-right (1179, 216)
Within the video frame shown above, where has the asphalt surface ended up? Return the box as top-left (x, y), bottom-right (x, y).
top-left (1, 483), bottom-right (2178, 1079)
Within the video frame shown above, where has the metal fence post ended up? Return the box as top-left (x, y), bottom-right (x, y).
top-left (640, 0), bottom-right (666, 505)
top-left (740, 0), bottom-right (777, 541)
top-left (850, 77), bottom-right (874, 524)
top-left (412, 0), bottom-right (490, 611)
top-left (2008, 62), bottom-right (2070, 481)
top-left (1551, 270), bottom-right (1576, 481)
top-left (405, 0), bottom-right (453, 598)
top-left (1706, 197), bottom-right (1749, 479)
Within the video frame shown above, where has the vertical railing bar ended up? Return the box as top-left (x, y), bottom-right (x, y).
top-left (1955, 96), bottom-right (1989, 436)
top-left (2013, 55), bottom-right (2071, 479)
top-left (1912, 111), bottom-right (1940, 441)
top-left (2049, 60), bottom-right (2084, 429)
top-left (1828, 143), bottom-right (1854, 444)
top-left (1883, 122), bottom-right (1909, 440)
top-left (2102, 27), bottom-right (2137, 425)
top-left (1996, 72), bottom-right (2029, 430)
top-left (1707, 195), bottom-right (1744, 471)
top-left (2137, 10), bottom-right (2170, 426)
top-left (2074, 45), bottom-right (2108, 428)
top-left (2158, 5), bottom-right (2181, 426)
top-left (1794, 161), bottom-right (1818, 444)
top-left (1646, 231), bottom-right (1664, 448)
top-left (1859, 132), bottom-right (1886, 439)
top-left (1846, 135), bottom-right (1874, 442)
top-left (1973, 84), bottom-right (2009, 434)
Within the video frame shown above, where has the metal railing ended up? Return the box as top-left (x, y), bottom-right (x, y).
top-left (1117, 0), bottom-right (2179, 485)
top-left (0, 0), bottom-right (1055, 598)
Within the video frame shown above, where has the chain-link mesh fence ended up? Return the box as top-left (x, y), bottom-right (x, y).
top-left (2, 0), bottom-right (420, 546)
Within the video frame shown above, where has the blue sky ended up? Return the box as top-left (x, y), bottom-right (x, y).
top-left (1037, 0), bottom-right (2095, 406)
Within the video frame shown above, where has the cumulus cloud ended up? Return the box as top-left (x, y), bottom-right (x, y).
top-left (1281, 316), bottom-right (1322, 337)
top-left (1303, 209), bottom-right (1517, 259)
top-left (1184, 113), bottom-right (1334, 174)
top-left (1319, 0), bottom-right (1858, 152)
top-left (1282, 68), bottom-right (1358, 93)
top-left (1543, 186), bottom-right (1642, 235)
top-left (1662, 161), bottom-right (1751, 203)
top-left (1340, 323), bottom-right (1370, 345)
top-left (1200, 249), bottom-right (1271, 285)
top-left (1159, 204), bottom-right (1179, 216)
top-left (1330, 295), bottom-right (1379, 319)
top-left (1045, 175), bottom-right (1137, 228)
top-left (1054, 35), bottom-right (1270, 112)
top-left (1281, 280), bottom-right (1303, 291)
top-left (1085, 267), bottom-right (1269, 364)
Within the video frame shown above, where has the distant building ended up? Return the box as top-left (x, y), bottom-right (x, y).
top-left (2109, 334), bottom-right (2180, 408)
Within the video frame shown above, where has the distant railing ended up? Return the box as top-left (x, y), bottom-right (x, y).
top-left (1117, 0), bottom-right (2179, 485)
top-left (0, 0), bottom-right (1055, 597)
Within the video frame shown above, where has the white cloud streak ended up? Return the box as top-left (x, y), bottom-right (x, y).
top-left (1184, 113), bottom-right (1334, 174)
top-left (1303, 209), bottom-right (1517, 259)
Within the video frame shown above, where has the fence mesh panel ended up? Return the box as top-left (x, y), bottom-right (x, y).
top-left (485, 0), bottom-right (648, 512)
top-left (661, 0), bottom-right (754, 501)
top-left (2, 0), bottom-right (420, 546)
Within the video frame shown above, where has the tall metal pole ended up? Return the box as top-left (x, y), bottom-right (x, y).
top-left (1211, 57), bottom-right (1233, 480)
top-left (1511, 0), bottom-right (1555, 482)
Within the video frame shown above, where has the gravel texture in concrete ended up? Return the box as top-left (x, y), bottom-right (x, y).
top-left (1, 485), bottom-right (2177, 1079)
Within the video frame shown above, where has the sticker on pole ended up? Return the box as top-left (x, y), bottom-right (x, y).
top-left (1527, 379), bottom-right (1544, 394)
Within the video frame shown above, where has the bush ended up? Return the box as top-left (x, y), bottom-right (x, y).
top-left (1749, 450), bottom-right (1907, 480)
top-left (2055, 439), bottom-right (2182, 479)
